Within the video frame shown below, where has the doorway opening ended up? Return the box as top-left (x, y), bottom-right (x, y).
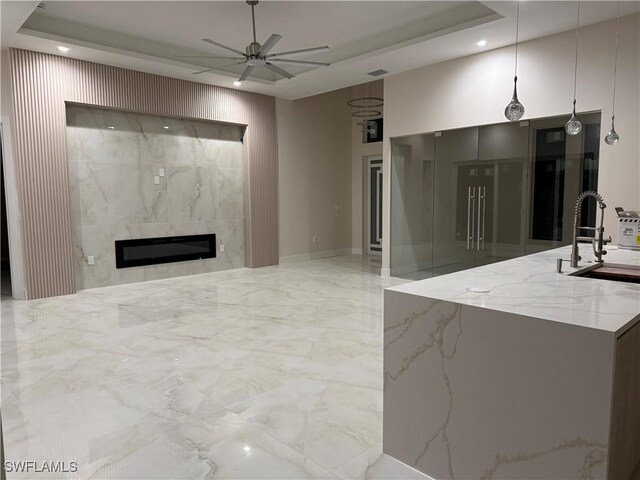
top-left (1, 136), bottom-right (11, 298)
top-left (365, 156), bottom-right (383, 256)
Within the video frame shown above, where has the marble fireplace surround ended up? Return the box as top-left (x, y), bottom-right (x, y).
top-left (9, 48), bottom-right (278, 299)
top-left (66, 105), bottom-right (247, 290)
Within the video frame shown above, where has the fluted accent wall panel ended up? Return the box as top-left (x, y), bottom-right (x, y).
top-left (9, 48), bottom-right (278, 299)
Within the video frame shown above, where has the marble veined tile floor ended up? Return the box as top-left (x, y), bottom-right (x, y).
top-left (1, 255), bottom-right (431, 480)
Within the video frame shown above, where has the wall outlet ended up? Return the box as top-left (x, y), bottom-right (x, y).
top-left (154, 175), bottom-right (160, 185)
top-left (159, 168), bottom-right (165, 177)
top-left (87, 255), bottom-right (95, 265)
top-left (220, 244), bottom-right (225, 252)
top-left (312, 236), bottom-right (318, 245)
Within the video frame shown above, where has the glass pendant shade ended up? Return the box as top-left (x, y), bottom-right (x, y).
top-left (504, 76), bottom-right (525, 121)
top-left (565, 115), bottom-right (582, 136)
top-left (565, 100), bottom-right (582, 136)
top-left (605, 116), bottom-right (619, 145)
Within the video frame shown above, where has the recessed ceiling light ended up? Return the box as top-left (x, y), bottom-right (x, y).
top-left (233, 81), bottom-right (242, 87)
top-left (57, 46), bottom-right (70, 53)
top-left (476, 40), bottom-right (487, 47)
top-left (162, 125), bottom-right (169, 129)
top-left (107, 126), bottom-right (115, 130)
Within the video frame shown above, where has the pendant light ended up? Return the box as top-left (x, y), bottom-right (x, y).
top-left (565, 1), bottom-right (582, 136)
top-left (504, 0), bottom-right (525, 121)
top-left (605, 2), bottom-right (621, 145)
top-left (348, 81), bottom-right (383, 142)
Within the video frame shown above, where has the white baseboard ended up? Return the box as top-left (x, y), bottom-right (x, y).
top-left (279, 248), bottom-right (353, 264)
top-left (351, 248), bottom-right (363, 255)
top-left (380, 267), bottom-right (391, 278)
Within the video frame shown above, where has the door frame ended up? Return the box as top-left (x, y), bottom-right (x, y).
top-left (364, 155), bottom-right (383, 255)
top-left (1, 117), bottom-right (27, 299)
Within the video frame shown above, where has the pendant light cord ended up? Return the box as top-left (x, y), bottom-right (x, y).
top-left (514, 0), bottom-right (520, 78)
top-left (611, 2), bottom-right (620, 119)
top-left (572, 1), bottom-right (581, 102)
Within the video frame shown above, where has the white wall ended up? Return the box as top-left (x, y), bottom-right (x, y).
top-left (276, 87), bottom-right (353, 262)
top-left (382, 13), bottom-right (640, 272)
top-left (276, 81), bottom-right (382, 262)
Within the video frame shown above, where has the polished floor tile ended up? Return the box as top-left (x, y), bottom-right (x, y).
top-left (1, 255), bottom-right (431, 479)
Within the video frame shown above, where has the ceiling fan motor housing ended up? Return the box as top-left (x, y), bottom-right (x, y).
top-left (246, 42), bottom-right (261, 56)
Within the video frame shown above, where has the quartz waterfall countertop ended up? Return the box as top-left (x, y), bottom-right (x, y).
top-left (387, 246), bottom-right (640, 335)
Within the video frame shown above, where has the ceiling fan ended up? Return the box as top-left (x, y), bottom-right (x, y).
top-left (177, 0), bottom-right (330, 82)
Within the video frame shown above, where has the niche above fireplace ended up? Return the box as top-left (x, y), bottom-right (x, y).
top-left (115, 234), bottom-right (216, 269)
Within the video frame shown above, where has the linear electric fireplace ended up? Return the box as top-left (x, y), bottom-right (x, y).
top-left (115, 234), bottom-right (216, 269)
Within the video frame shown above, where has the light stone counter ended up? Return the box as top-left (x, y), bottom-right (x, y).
top-left (383, 246), bottom-right (640, 479)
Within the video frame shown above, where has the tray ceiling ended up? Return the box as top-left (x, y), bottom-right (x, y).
top-left (2, 1), bottom-right (638, 99)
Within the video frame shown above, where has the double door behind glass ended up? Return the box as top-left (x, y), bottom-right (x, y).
top-left (389, 113), bottom-right (601, 279)
top-left (432, 123), bottom-right (528, 276)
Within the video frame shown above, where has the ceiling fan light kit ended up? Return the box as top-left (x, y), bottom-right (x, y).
top-left (180, 0), bottom-right (330, 82)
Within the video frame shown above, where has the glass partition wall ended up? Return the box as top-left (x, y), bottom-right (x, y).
top-left (390, 112), bottom-right (601, 279)
top-left (390, 134), bottom-right (435, 277)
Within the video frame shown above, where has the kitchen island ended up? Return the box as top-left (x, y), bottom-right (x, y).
top-left (383, 246), bottom-right (640, 479)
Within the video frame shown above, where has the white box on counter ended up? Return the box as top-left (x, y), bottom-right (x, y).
top-left (618, 217), bottom-right (640, 250)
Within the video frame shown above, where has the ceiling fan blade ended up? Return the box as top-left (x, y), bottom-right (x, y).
top-left (258, 34), bottom-right (282, 55)
top-left (202, 38), bottom-right (246, 56)
top-left (176, 55), bottom-right (245, 60)
top-left (265, 62), bottom-right (294, 80)
top-left (193, 67), bottom-right (222, 75)
top-left (193, 61), bottom-right (247, 75)
top-left (268, 58), bottom-right (330, 67)
top-left (265, 46), bottom-right (329, 58)
top-left (238, 65), bottom-right (255, 82)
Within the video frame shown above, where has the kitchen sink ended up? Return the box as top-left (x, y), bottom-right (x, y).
top-left (570, 263), bottom-right (640, 284)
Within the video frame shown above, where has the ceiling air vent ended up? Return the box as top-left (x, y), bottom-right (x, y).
top-left (367, 69), bottom-right (388, 77)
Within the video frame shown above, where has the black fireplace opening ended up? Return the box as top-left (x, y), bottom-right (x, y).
top-left (115, 234), bottom-right (216, 269)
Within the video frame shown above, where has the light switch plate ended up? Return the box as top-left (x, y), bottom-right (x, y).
top-left (220, 244), bottom-right (225, 252)
top-left (154, 175), bottom-right (160, 185)
top-left (87, 255), bottom-right (95, 265)
top-left (159, 168), bottom-right (165, 177)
